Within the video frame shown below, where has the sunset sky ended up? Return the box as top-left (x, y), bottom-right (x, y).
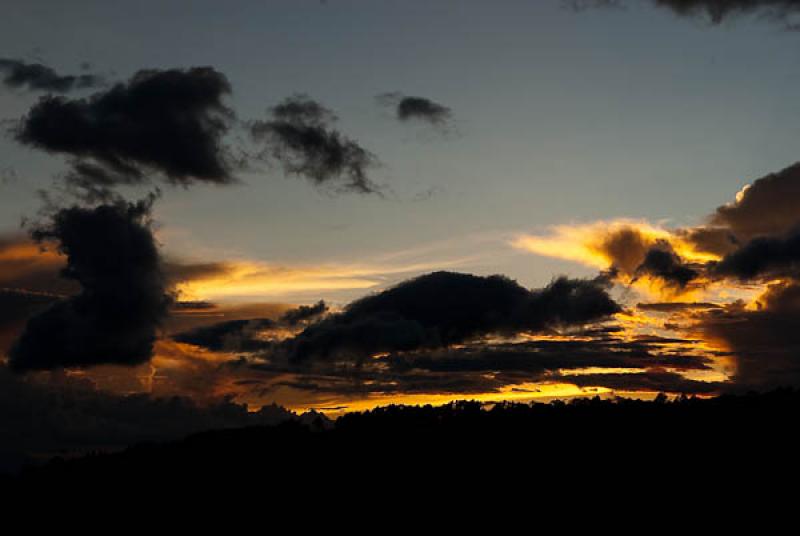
top-left (3, 0), bottom-right (800, 419)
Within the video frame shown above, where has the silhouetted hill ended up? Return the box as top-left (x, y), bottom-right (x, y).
top-left (4, 389), bottom-right (800, 491)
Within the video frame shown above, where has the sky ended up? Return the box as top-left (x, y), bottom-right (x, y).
top-left (3, 0), bottom-right (800, 442)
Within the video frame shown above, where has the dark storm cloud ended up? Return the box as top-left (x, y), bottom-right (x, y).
top-left (377, 93), bottom-right (453, 126)
top-left (634, 246), bottom-right (699, 288)
top-left (285, 271), bottom-right (621, 362)
top-left (280, 300), bottom-right (328, 325)
top-left (250, 94), bottom-right (380, 194)
top-left (566, 0), bottom-right (800, 26)
top-left (0, 58), bottom-right (104, 93)
top-left (14, 67), bottom-right (236, 195)
top-left (8, 198), bottom-right (171, 371)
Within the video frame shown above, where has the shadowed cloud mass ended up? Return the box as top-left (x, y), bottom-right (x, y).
top-left (13, 67), bottom-right (236, 199)
top-left (286, 271), bottom-right (621, 362)
top-left (8, 198), bottom-right (171, 371)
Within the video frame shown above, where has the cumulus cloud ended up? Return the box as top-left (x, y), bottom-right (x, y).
top-left (13, 67), bottom-right (236, 199)
top-left (250, 94), bottom-right (380, 194)
top-left (8, 198), bottom-right (171, 371)
top-left (0, 58), bottom-right (104, 93)
top-left (709, 162), bottom-right (800, 241)
top-left (285, 271), bottom-right (620, 362)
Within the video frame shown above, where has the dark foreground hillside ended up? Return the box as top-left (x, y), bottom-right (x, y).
top-left (4, 390), bottom-right (800, 490)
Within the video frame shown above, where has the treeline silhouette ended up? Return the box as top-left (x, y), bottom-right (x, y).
top-left (4, 389), bottom-right (800, 489)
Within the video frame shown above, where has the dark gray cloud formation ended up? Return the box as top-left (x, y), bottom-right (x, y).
top-left (14, 67), bottom-right (236, 199)
top-left (172, 301), bottom-right (329, 353)
top-left (634, 246), bottom-right (699, 288)
top-left (567, 0), bottom-right (800, 26)
top-left (174, 318), bottom-right (277, 353)
top-left (8, 198), bottom-right (171, 371)
top-left (377, 92), bottom-right (453, 126)
top-left (713, 227), bottom-right (800, 280)
top-left (711, 162), bottom-right (800, 240)
top-left (0, 58), bottom-right (104, 93)
top-left (250, 94), bottom-right (379, 194)
top-left (653, 0), bottom-right (800, 24)
top-left (285, 271), bottom-right (621, 362)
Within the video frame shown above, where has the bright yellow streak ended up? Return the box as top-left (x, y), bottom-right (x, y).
top-left (174, 257), bottom-right (471, 301)
top-left (281, 382), bottom-right (614, 415)
top-left (511, 219), bottom-right (720, 269)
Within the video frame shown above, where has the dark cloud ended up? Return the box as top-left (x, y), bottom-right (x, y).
top-left (679, 226), bottom-right (738, 257)
top-left (634, 246), bottom-right (699, 288)
top-left (385, 338), bottom-right (711, 376)
top-left (0, 289), bottom-right (59, 331)
top-left (711, 162), bottom-right (800, 241)
top-left (377, 93), bottom-right (453, 126)
top-left (14, 67), bottom-right (236, 197)
top-left (280, 300), bottom-right (328, 325)
top-left (0, 58), bottom-right (104, 93)
top-left (8, 198), bottom-right (171, 371)
top-left (285, 271), bottom-right (620, 362)
top-left (250, 94), bottom-right (380, 194)
top-left (0, 289), bottom-right (60, 354)
top-left (653, 0), bottom-right (800, 25)
top-left (600, 226), bottom-right (653, 274)
top-left (258, 329), bottom-right (714, 398)
top-left (637, 301), bottom-right (721, 312)
top-left (173, 318), bottom-right (277, 352)
top-left (713, 226), bottom-right (800, 280)
top-left (0, 234), bottom-right (73, 295)
top-left (696, 283), bottom-right (800, 388)
top-left (567, 0), bottom-right (800, 27)
top-left (549, 370), bottom-right (724, 395)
